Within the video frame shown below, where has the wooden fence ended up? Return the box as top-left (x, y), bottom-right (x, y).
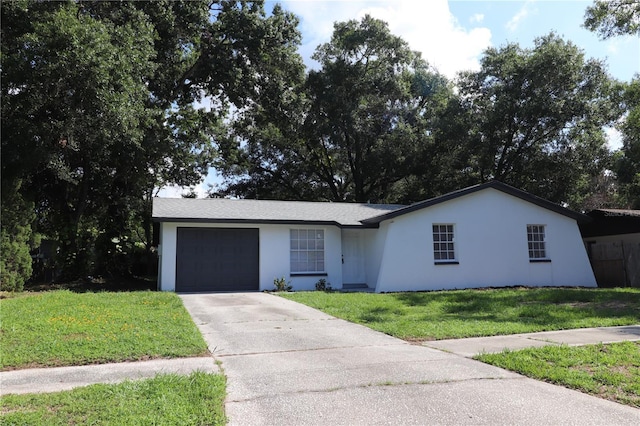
top-left (587, 240), bottom-right (640, 288)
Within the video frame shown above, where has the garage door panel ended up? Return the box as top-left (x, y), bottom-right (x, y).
top-left (176, 228), bottom-right (259, 292)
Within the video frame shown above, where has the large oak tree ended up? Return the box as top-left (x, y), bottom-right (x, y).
top-left (220, 16), bottom-right (451, 203)
top-left (1, 0), bottom-right (302, 283)
top-left (449, 34), bottom-right (620, 208)
top-left (584, 1), bottom-right (640, 208)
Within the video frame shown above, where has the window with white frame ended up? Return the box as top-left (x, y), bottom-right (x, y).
top-left (290, 229), bottom-right (325, 273)
top-left (527, 225), bottom-right (547, 260)
top-left (433, 224), bottom-right (456, 262)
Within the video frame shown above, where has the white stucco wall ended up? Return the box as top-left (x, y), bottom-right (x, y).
top-left (157, 222), bottom-right (342, 292)
top-left (374, 188), bottom-right (597, 292)
top-left (362, 228), bottom-right (385, 288)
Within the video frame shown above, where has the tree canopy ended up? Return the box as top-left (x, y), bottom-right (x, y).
top-left (218, 15), bottom-right (451, 203)
top-left (584, 0), bottom-right (640, 208)
top-left (1, 0), bottom-right (302, 283)
top-left (584, 0), bottom-right (640, 39)
top-left (451, 34), bottom-right (619, 208)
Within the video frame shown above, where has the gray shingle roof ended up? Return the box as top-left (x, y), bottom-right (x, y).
top-left (153, 182), bottom-right (589, 227)
top-left (152, 198), bottom-right (405, 227)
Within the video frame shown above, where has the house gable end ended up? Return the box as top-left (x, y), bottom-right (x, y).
top-left (361, 181), bottom-right (590, 225)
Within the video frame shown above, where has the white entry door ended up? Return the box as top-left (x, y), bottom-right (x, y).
top-left (342, 230), bottom-right (366, 284)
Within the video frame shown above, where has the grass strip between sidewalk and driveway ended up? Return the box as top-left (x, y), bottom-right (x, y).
top-left (281, 287), bottom-right (640, 340)
top-left (1, 290), bottom-right (209, 370)
top-left (0, 372), bottom-right (226, 425)
top-left (475, 341), bottom-right (640, 408)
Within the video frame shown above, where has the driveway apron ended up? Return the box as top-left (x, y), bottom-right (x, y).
top-left (180, 293), bottom-right (640, 426)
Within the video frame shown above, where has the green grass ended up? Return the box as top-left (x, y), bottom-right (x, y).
top-left (0, 290), bottom-right (209, 369)
top-left (0, 372), bottom-right (226, 425)
top-left (281, 288), bottom-right (640, 340)
top-left (476, 342), bottom-right (640, 408)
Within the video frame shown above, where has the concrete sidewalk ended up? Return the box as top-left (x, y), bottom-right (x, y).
top-left (424, 325), bottom-right (640, 357)
top-left (0, 357), bottom-right (218, 396)
top-left (3, 325), bottom-right (636, 396)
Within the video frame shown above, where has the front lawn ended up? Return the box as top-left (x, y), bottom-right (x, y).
top-left (0, 290), bottom-right (209, 369)
top-left (281, 287), bottom-right (640, 340)
top-left (476, 341), bottom-right (640, 408)
top-left (0, 372), bottom-right (226, 425)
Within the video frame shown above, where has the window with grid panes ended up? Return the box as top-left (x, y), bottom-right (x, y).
top-left (432, 224), bottom-right (456, 262)
top-left (527, 225), bottom-right (547, 260)
top-left (290, 229), bottom-right (325, 273)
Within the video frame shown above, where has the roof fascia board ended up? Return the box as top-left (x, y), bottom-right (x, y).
top-left (152, 217), bottom-right (379, 228)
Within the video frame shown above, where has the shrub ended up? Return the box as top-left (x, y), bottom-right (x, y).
top-left (273, 276), bottom-right (292, 292)
top-left (315, 278), bottom-right (332, 292)
top-left (0, 232), bottom-right (32, 292)
top-left (0, 184), bottom-right (38, 292)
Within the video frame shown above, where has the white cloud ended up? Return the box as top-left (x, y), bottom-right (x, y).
top-left (606, 35), bottom-right (638, 56)
top-left (506, 0), bottom-right (535, 33)
top-left (607, 40), bottom-right (620, 55)
top-left (280, 0), bottom-right (492, 79)
top-left (470, 13), bottom-right (484, 24)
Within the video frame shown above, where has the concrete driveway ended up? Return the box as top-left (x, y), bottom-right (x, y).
top-left (180, 292), bottom-right (640, 425)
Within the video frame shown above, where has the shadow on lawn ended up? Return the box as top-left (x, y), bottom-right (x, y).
top-left (359, 306), bottom-right (396, 323)
top-left (24, 276), bottom-right (157, 293)
top-left (391, 287), bottom-right (640, 324)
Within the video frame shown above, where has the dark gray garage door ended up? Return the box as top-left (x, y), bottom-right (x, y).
top-left (176, 228), bottom-right (259, 292)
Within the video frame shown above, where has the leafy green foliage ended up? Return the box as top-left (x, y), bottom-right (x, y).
top-left (273, 276), bottom-right (292, 292)
top-left (0, 182), bottom-right (39, 292)
top-left (452, 34), bottom-right (618, 208)
top-left (315, 278), bottom-right (332, 292)
top-left (0, 291), bottom-right (208, 369)
top-left (221, 22), bottom-right (620, 209)
top-left (477, 342), bottom-right (640, 408)
top-left (583, 2), bottom-right (640, 208)
top-left (1, 0), bottom-right (303, 281)
top-left (220, 15), bottom-right (451, 203)
top-left (584, 0), bottom-right (640, 39)
top-left (281, 288), bottom-right (640, 340)
top-left (612, 78), bottom-right (640, 208)
top-left (0, 372), bottom-right (227, 425)
top-left (0, 233), bottom-right (32, 292)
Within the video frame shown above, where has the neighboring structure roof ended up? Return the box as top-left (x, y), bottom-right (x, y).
top-left (152, 197), bottom-right (404, 227)
top-left (580, 208), bottom-right (640, 238)
top-left (591, 209), bottom-right (640, 218)
top-left (153, 181), bottom-right (589, 227)
top-left (362, 181), bottom-right (591, 225)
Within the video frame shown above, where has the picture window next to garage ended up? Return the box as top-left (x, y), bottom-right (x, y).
top-left (433, 224), bottom-right (458, 264)
top-left (290, 229), bottom-right (325, 274)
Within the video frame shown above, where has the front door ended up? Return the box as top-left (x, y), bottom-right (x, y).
top-left (342, 230), bottom-right (366, 285)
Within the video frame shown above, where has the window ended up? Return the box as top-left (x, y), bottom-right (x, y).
top-left (290, 229), bottom-right (325, 273)
top-left (433, 224), bottom-right (456, 263)
top-left (527, 225), bottom-right (547, 260)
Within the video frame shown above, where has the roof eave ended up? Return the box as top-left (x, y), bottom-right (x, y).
top-left (152, 217), bottom-right (379, 228)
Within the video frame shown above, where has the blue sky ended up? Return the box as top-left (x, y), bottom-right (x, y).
top-left (160, 0), bottom-right (639, 197)
top-left (274, 0), bottom-right (638, 81)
